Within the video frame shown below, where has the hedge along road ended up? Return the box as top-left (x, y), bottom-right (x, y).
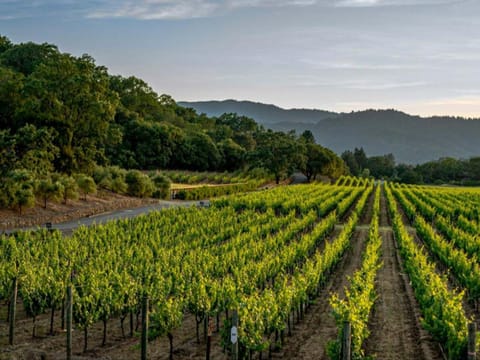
top-left (4, 199), bottom-right (206, 236)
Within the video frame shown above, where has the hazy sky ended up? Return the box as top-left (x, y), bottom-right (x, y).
top-left (1, 0), bottom-right (480, 117)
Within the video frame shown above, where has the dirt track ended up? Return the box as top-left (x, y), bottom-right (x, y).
top-left (365, 188), bottom-right (442, 360)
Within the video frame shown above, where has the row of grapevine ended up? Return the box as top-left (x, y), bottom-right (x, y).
top-left (335, 176), bottom-right (374, 187)
top-left (392, 186), bottom-right (480, 302)
top-left (328, 184), bottom-right (382, 359)
top-left (385, 183), bottom-right (471, 359)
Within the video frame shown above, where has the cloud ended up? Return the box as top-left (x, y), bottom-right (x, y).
top-left (426, 95), bottom-right (480, 106)
top-left (334, 0), bottom-right (464, 7)
top-left (88, 0), bottom-right (218, 20)
top-left (0, 0), bottom-right (467, 20)
top-left (87, 0), bottom-right (319, 20)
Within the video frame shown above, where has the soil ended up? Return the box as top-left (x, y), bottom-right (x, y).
top-left (364, 188), bottom-right (443, 360)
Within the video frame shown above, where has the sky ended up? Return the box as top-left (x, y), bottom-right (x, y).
top-left (1, 0), bottom-right (480, 117)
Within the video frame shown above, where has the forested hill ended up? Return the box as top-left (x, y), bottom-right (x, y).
top-left (178, 100), bottom-right (339, 125)
top-left (0, 35), bottom-right (346, 188)
top-left (181, 100), bottom-right (480, 164)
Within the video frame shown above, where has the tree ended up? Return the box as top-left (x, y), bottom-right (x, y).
top-left (177, 132), bottom-right (221, 171)
top-left (76, 175), bottom-right (97, 201)
top-left (300, 130), bottom-right (315, 144)
top-left (15, 187), bottom-right (35, 215)
top-left (0, 41), bottom-right (58, 75)
top-left (125, 170), bottom-right (154, 198)
top-left (218, 139), bottom-right (246, 171)
top-left (18, 53), bottom-right (117, 174)
top-left (14, 124), bottom-right (58, 175)
top-left (353, 147), bottom-right (368, 172)
top-left (35, 178), bottom-right (64, 209)
top-left (53, 174), bottom-right (79, 204)
top-left (0, 130), bottom-right (16, 176)
top-left (0, 35), bottom-right (13, 54)
top-left (0, 66), bottom-right (24, 130)
top-left (367, 154), bottom-right (395, 179)
top-left (323, 150), bottom-right (348, 179)
top-left (0, 169), bottom-right (36, 214)
top-left (151, 173), bottom-right (171, 199)
top-left (301, 143), bottom-right (331, 182)
top-left (250, 131), bottom-right (306, 184)
top-left (341, 150), bottom-right (359, 176)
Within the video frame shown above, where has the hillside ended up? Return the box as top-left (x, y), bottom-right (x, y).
top-left (181, 101), bottom-right (480, 164)
top-left (178, 99), bottom-right (338, 125)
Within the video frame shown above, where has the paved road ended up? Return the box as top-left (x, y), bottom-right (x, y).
top-left (5, 200), bottom-right (206, 235)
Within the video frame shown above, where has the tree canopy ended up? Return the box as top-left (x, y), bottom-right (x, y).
top-left (0, 35), bottom-right (347, 192)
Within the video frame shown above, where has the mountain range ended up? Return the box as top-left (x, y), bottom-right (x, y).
top-left (179, 100), bottom-right (480, 164)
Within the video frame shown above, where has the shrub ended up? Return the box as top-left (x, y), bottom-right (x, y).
top-left (125, 170), bottom-right (154, 198)
top-left (76, 174), bottom-right (97, 201)
top-left (151, 173), bottom-right (171, 199)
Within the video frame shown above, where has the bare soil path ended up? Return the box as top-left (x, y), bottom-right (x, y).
top-left (364, 188), bottom-right (443, 360)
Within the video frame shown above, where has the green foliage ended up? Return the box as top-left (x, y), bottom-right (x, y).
top-left (385, 183), bottom-right (470, 359)
top-left (150, 173), bottom-right (171, 199)
top-left (0, 169), bottom-right (36, 213)
top-left (93, 165), bottom-right (128, 194)
top-left (76, 174), bottom-right (97, 201)
top-left (53, 173), bottom-right (79, 204)
top-left (250, 130), bottom-right (306, 184)
top-left (329, 185), bottom-right (381, 359)
top-left (35, 177), bottom-right (64, 209)
top-left (0, 35), bottom-right (348, 187)
top-left (125, 170), bottom-right (155, 198)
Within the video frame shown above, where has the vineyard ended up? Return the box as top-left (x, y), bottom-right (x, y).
top-left (1, 178), bottom-right (480, 359)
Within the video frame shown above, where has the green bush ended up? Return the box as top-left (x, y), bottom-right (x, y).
top-left (0, 169), bottom-right (36, 213)
top-left (125, 170), bottom-right (155, 198)
top-left (151, 173), bottom-right (171, 199)
top-left (93, 165), bottom-right (128, 194)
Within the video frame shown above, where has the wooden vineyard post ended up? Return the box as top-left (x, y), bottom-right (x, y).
top-left (468, 322), bottom-right (476, 360)
top-left (341, 321), bottom-right (351, 360)
top-left (8, 277), bottom-right (17, 345)
top-left (66, 284), bottom-right (73, 360)
top-left (141, 294), bottom-right (149, 360)
top-left (231, 310), bottom-right (239, 360)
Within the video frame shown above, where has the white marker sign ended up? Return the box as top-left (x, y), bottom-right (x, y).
top-left (231, 326), bottom-right (238, 344)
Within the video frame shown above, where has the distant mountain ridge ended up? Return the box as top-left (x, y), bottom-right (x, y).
top-left (179, 100), bottom-right (339, 125)
top-left (179, 100), bottom-right (480, 164)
